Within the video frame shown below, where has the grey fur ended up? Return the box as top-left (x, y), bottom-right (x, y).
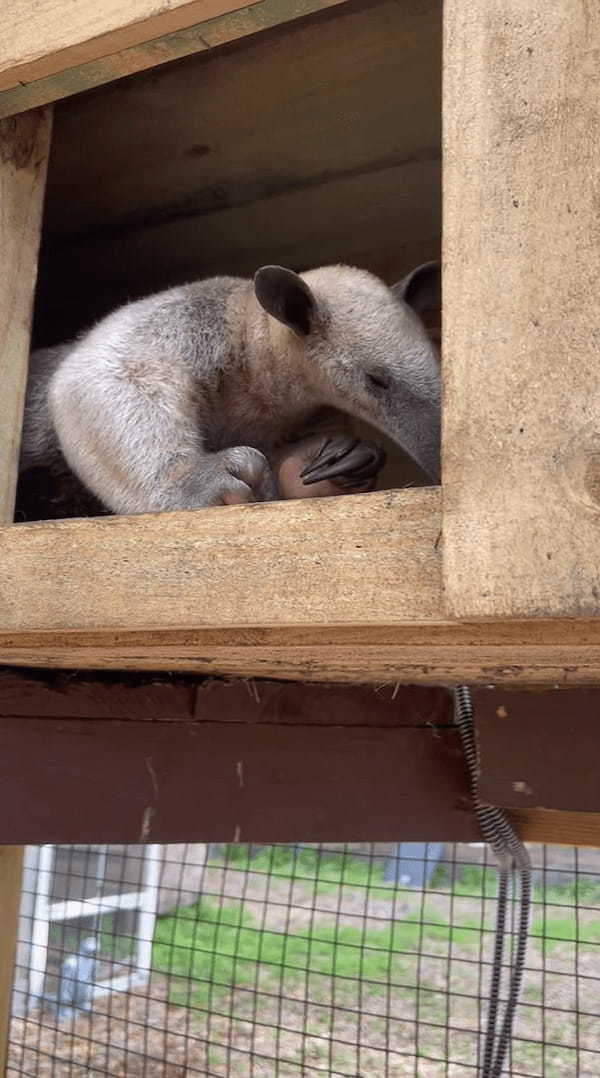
top-left (21, 263), bottom-right (440, 514)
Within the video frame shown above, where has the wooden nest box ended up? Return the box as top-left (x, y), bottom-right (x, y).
top-left (2, 0), bottom-right (599, 686)
top-left (0, 0), bottom-right (599, 1052)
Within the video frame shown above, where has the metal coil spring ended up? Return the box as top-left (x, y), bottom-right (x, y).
top-left (454, 686), bottom-right (532, 1078)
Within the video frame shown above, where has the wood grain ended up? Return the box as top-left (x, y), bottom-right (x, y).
top-left (0, 488), bottom-right (442, 633)
top-left (0, 107), bottom-right (51, 1069)
top-left (0, 109), bottom-right (52, 522)
top-left (3, 488), bottom-right (600, 681)
top-left (0, 671), bottom-right (598, 844)
top-left (0, 0), bottom-right (350, 119)
top-left (443, 0), bottom-right (600, 618)
top-left (509, 811), bottom-right (600, 849)
top-left (0, 0), bottom-right (253, 93)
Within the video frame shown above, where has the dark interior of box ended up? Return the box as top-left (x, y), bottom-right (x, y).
top-left (18, 0), bottom-right (441, 521)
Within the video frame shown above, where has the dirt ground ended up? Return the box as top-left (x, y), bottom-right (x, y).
top-left (8, 864), bottom-right (600, 1077)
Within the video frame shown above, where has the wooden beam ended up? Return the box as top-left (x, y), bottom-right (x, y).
top-left (0, 108), bottom-right (52, 522)
top-left (476, 688), bottom-right (600, 813)
top-left (0, 672), bottom-right (598, 845)
top-left (0, 0), bottom-right (251, 93)
top-left (0, 676), bottom-right (474, 844)
top-left (0, 847), bottom-right (24, 1057)
top-left (508, 811), bottom-right (600, 849)
top-left (0, 669), bottom-right (450, 724)
top-left (4, 489), bottom-right (600, 682)
top-left (443, 0), bottom-right (600, 619)
top-left (476, 687), bottom-right (600, 845)
top-left (0, 488), bottom-right (442, 632)
top-left (0, 0), bottom-right (350, 119)
top-left (0, 107), bottom-right (52, 1073)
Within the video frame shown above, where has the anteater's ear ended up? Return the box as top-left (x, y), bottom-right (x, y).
top-left (254, 266), bottom-right (316, 337)
top-left (391, 260), bottom-right (441, 315)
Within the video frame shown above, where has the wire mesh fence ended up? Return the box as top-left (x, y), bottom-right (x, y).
top-left (7, 841), bottom-right (600, 1076)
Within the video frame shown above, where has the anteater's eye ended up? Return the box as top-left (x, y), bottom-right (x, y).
top-left (366, 371), bottom-right (390, 391)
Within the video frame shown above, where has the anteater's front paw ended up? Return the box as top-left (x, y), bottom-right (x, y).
top-left (209, 446), bottom-right (277, 505)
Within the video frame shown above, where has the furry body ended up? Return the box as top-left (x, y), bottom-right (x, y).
top-left (21, 264), bottom-right (440, 514)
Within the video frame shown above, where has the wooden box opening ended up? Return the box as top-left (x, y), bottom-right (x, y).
top-left (19, 0), bottom-right (442, 521)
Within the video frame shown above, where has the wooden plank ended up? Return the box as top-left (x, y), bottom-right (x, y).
top-left (0, 0), bottom-right (254, 93)
top-left (0, 669), bottom-right (452, 725)
top-left (0, 672), bottom-right (598, 844)
top-left (0, 716), bottom-right (475, 844)
top-left (0, 108), bottom-right (52, 522)
top-left (0, 846), bottom-right (23, 1062)
top-left (0, 107), bottom-right (52, 1073)
top-left (43, 0), bottom-right (440, 242)
top-left (34, 0), bottom-right (440, 345)
top-left (0, 489), bottom-right (442, 633)
top-left (5, 488), bottom-right (600, 681)
top-left (0, 0), bottom-right (350, 120)
top-left (5, 623), bottom-right (600, 684)
top-left (443, 0), bottom-right (600, 618)
top-left (509, 811), bottom-right (600, 849)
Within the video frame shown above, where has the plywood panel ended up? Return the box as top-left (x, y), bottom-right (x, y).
top-left (44, 0), bottom-right (440, 240)
top-left (443, 0), bottom-right (600, 618)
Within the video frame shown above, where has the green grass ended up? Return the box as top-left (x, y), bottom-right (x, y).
top-left (213, 844), bottom-right (396, 899)
top-left (152, 896), bottom-right (480, 1008)
top-left (531, 915), bottom-right (600, 956)
top-left (152, 847), bottom-right (600, 1007)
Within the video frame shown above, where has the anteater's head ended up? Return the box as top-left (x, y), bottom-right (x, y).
top-left (254, 261), bottom-right (441, 482)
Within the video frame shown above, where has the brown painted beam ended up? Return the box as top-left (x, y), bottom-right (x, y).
top-left (476, 688), bottom-right (600, 815)
top-left (0, 673), bottom-right (466, 843)
top-left (0, 717), bottom-right (472, 844)
top-left (2, 673), bottom-right (599, 845)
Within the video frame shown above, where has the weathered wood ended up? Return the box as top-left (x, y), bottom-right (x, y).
top-left (0, 489), bottom-right (442, 633)
top-left (0, 846), bottom-right (23, 1064)
top-left (34, 0), bottom-right (440, 345)
top-left (5, 623), bottom-right (600, 684)
top-left (508, 811), bottom-right (600, 849)
top-left (4, 489), bottom-right (600, 681)
top-left (0, 107), bottom-right (52, 1073)
top-left (0, 0), bottom-right (253, 93)
top-left (0, 0), bottom-right (350, 119)
top-left (0, 109), bottom-right (52, 522)
top-left (443, 0), bottom-right (600, 618)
